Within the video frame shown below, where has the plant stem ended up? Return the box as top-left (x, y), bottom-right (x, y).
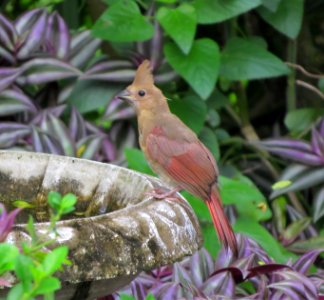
top-left (286, 39), bottom-right (297, 112)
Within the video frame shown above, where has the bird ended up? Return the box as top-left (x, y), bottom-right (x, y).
top-left (118, 60), bottom-right (238, 255)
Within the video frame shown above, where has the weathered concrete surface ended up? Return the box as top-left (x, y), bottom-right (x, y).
top-left (0, 151), bottom-right (202, 299)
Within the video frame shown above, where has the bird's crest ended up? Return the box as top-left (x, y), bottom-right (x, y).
top-left (133, 60), bottom-right (154, 87)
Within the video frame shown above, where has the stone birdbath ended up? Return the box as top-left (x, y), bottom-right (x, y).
top-left (0, 151), bottom-right (202, 299)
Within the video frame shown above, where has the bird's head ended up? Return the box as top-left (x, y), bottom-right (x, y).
top-left (117, 60), bottom-right (168, 114)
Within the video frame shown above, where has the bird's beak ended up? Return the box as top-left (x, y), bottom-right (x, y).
top-left (117, 89), bottom-right (132, 102)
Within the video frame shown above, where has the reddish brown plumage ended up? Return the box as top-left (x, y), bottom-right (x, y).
top-left (119, 60), bottom-right (238, 255)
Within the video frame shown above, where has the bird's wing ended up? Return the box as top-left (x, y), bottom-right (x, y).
top-left (146, 126), bottom-right (218, 198)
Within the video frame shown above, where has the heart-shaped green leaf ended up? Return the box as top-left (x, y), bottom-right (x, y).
top-left (258, 0), bottom-right (303, 39)
top-left (193, 0), bottom-right (261, 24)
top-left (157, 3), bottom-right (197, 54)
top-left (92, 0), bottom-right (154, 42)
top-left (220, 37), bottom-right (289, 80)
top-left (164, 38), bottom-right (220, 99)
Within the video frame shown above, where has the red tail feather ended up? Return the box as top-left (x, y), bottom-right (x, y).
top-left (206, 186), bottom-right (238, 256)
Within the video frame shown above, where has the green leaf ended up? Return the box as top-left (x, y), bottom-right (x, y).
top-left (32, 277), bottom-right (61, 296)
top-left (0, 244), bottom-right (19, 274)
top-left (289, 236), bottom-right (324, 252)
top-left (282, 218), bottom-right (311, 242)
top-left (145, 294), bottom-right (157, 300)
top-left (261, 0), bottom-right (282, 12)
top-left (169, 94), bottom-right (207, 134)
top-left (220, 37), bottom-right (289, 80)
top-left (92, 0), bottom-right (154, 42)
top-left (157, 3), bottom-right (197, 54)
top-left (15, 255), bottom-right (33, 286)
top-left (48, 191), bottom-right (62, 211)
top-left (199, 127), bottom-right (220, 161)
top-left (7, 283), bottom-right (24, 300)
top-left (124, 148), bottom-right (155, 176)
top-left (234, 218), bottom-right (296, 262)
top-left (165, 38), bottom-right (220, 100)
top-left (193, 0), bottom-right (261, 24)
top-left (313, 187), bottom-right (324, 222)
top-left (68, 81), bottom-right (123, 114)
top-left (284, 108), bottom-right (324, 133)
top-left (61, 194), bottom-right (77, 211)
top-left (258, 0), bottom-right (303, 39)
top-left (42, 246), bottom-right (68, 276)
top-left (272, 196), bottom-right (287, 234)
top-left (120, 295), bottom-right (136, 300)
top-left (219, 175), bottom-right (272, 222)
top-left (13, 200), bottom-right (34, 209)
top-left (272, 180), bottom-right (292, 190)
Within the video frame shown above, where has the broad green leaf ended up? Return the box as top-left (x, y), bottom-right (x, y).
top-left (42, 246), bottom-right (68, 276)
top-left (313, 187), bottom-right (324, 222)
top-left (0, 244), bottom-right (19, 274)
top-left (32, 277), bottom-right (61, 296)
top-left (15, 255), bottom-right (33, 286)
top-left (92, 0), bottom-right (154, 42)
top-left (258, 0), bottom-right (303, 39)
top-left (261, 0), bottom-right (282, 12)
top-left (145, 294), bottom-right (157, 300)
top-left (61, 194), bottom-right (77, 209)
top-left (124, 148), bottom-right (155, 176)
top-left (220, 37), bottom-right (289, 80)
top-left (284, 108), bottom-right (324, 133)
top-left (193, 0), bottom-right (261, 24)
top-left (7, 283), bottom-right (24, 300)
top-left (13, 200), bottom-right (34, 209)
top-left (169, 94), bottom-right (207, 134)
top-left (48, 191), bottom-right (62, 211)
top-left (165, 38), bottom-right (220, 100)
top-left (234, 218), bottom-right (296, 262)
top-left (199, 127), bottom-right (220, 160)
top-left (157, 3), bottom-right (197, 54)
top-left (219, 175), bottom-right (272, 221)
top-left (319, 78), bottom-right (324, 92)
top-left (68, 81), bottom-right (123, 113)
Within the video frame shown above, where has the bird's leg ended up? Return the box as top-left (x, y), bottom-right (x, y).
top-left (145, 186), bottom-right (181, 200)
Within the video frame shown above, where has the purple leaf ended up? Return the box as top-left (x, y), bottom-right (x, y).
top-left (77, 134), bottom-right (104, 160)
top-left (104, 98), bottom-right (135, 121)
top-left (292, 249), bottom-right (323, 275)
top-left (0, 122), bottom-right (30, 147)
top-left (311, 128), bottom-right (324, 157)
top-left (131, 280), bottom-right (146, 300)
top-left (69, 30), bottom-right (101, 69)
top-left (190, 248), bottom-right (214, 287)
top-left (149, 20), bottom-right (163, 69)
top-left (16, 9), bottom-right (48, 59)
top-left (18, 58), bottom-right (81, 84)
top-left (150, 282), bottom-right (179, 300)
top-left (201, 271), bottom-right (235, 297)
top-left (313, 186), bottom-right (324, 222)
top-left (246, 264), bottom-right (289, 280)
top-left (82, 69), bottom-right (136, 82)
top-left (31, 126), bottom-right (64, 155)
top-left (172, 262), bottom-right (197, 298)
top-left (265, 147), bottom-right (324, 166)
top-left (260, 139), bottom-right (313, 153)
top-left (45, 114), bottom-right (75, 156)
top-left (0, 88), bottom-right (37, 116)
top-left (85, 60), bottom-right (133, 75)
top-left (269, 281), bottom-right (305, 299)
top-left (319, 118), bottom-right (324, 136)
top-left (0, 14), bottom-right (16, 51)
top-left (0, 45), bottom-right (15, 64)
top-left (0, 68), bottom-right (21, 92)
top-left (69, 107), bottom-right (87, 141)
top-left (0, 204), bottom-right (22, 242)
top-left (31, 105), bottom-right (66, 125)
top-left (101, 137), bottom-right (116, 161)
top-left (45, 12), bottom-right (70, 60)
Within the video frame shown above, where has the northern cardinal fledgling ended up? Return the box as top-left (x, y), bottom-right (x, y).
top-left (118, 60), bottom-right (238, 255)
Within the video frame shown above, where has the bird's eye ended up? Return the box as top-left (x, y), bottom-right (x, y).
top-left (138, 90), bottom-right (146, 97)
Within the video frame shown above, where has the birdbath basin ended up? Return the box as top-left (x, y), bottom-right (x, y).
top-left (0, 151), bottom-right (202, 299)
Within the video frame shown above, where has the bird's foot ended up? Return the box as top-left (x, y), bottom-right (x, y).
top-left (145, 187), bottom-right (181, 200)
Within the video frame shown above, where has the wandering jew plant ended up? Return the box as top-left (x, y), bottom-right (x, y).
top-left (0, 9), bottom-right (173, 160)
top-left (116, 235), bottom-right (324, 299)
